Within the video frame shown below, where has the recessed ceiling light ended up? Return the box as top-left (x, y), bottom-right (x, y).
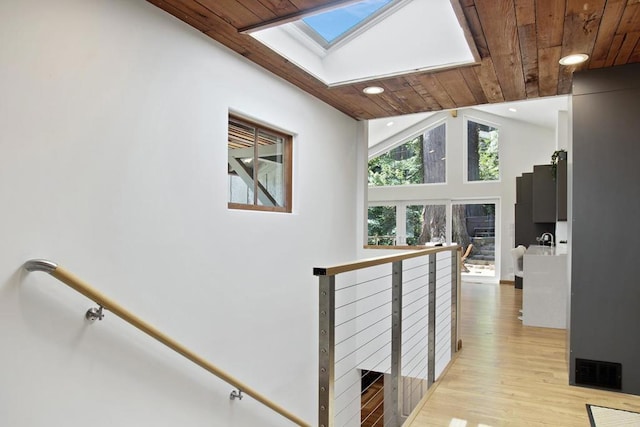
top-left (559, 53), bottom-right (589, 66)
top-left (386, 121), bottom-right (394, 127)
top-left (363, 86), bottom-right (384, 95)
top-left (508, 107), bottom-right (517, 112)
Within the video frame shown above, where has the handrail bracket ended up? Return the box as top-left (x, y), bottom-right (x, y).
top-left (230, 389), bottom-right (244, 400)
top-left (85, 305), bottom-right (105, 322)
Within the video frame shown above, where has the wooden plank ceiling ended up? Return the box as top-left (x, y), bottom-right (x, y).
top-left (147, 0), bottom-right (640, 120)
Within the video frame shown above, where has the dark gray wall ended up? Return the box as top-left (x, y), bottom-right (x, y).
top-left (570, 63), bottom-right (640, 393)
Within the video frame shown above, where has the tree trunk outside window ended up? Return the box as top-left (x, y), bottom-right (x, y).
top-left (467, 121), bottom-right (480, 181)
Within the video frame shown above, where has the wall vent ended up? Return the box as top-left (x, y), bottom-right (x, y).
top-left (575, 358), bottom-right (622, 390)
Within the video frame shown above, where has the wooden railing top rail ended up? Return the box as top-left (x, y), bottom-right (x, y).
top-left (313, 245), bottom-right (461, 277)
top-left (23, 259), bottom-right (310, 427)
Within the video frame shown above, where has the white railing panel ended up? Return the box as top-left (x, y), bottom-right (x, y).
top-left (400, 256), bottom-right (430, 416)
top-left (434, 252), bottom-right (453, 380)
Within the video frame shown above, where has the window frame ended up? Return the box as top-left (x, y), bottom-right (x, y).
top-left (368, 119), bottom-right (448, 187)
top-left (295, 0), bottom-right (405, 51)
top-left (227, 114), bottom-right (293, 213)
top-left (462, 116), bottom-right (501, 184)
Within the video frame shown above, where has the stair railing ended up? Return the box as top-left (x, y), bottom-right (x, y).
top-left (23, 259), bottom-right (310, 427)
top-left (313, 246), bottom-right (461, 427)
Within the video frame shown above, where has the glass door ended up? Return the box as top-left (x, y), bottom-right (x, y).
top-left (451, 200), bottom-right (499, 280)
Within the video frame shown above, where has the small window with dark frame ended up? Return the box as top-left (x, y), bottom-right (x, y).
top-left (227, 115), bottom-right (292, 212)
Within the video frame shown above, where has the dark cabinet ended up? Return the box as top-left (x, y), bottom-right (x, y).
top-left (515, 172), bottom-right (554, 246)
top-left (532, 164), bottom-right (556, 223)
top-left (515, 173), bottom-right (534, 246)
top-left (556, 155), bottom-right (567, 221)
top-left (516, 172), bottom-right (531, 204)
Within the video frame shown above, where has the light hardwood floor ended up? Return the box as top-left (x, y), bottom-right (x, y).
top-left (408, 282), bottom-right (640, 426)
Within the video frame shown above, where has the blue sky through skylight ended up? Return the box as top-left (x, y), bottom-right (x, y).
top-left (302, 0), bottom-right (393, 44)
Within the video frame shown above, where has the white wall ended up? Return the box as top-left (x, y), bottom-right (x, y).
top-left (0, 0), bottom-right (360, 426)
top-left (368, 110), bottom-right (556, 281)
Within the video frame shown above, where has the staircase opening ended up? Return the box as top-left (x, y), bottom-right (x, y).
top-left (361, 370), bottom-right (385, 427)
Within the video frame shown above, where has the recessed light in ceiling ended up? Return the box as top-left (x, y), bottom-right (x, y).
top-left (508, 107), bottom-right (517, 112)
top-left (386, 121), bottom-right (394, 127)
top-left (559, 53), bottom-right (589, 66)
top-left (363, 86), bottom-right (384, 95)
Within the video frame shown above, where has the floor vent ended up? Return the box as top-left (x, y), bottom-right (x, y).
top-left (575, 358), bottom-right (622, 390)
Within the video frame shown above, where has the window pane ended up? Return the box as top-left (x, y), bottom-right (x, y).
top-left (467, 120), bottom-right (499, 181)
top-left (368, 123), bottom-right (446, 186)
top-left (423, 123), bottom-right (446, 184)
top-left (228, 119), bottom-right (257, 206)
top-left (369, 136), bottom-right (422, 186)
top-left (406, 204), bottom-right (446, 245)
top-left (302, 0), bottom-right (393, 44)
top-left (452, 203), bottom-right (495, 277)
top-left (229, 174), bottom-right (254, 204)
top-left (368, 206), bottom-right (396, 245)
top-left (256, 130), bottom-right (285, 207)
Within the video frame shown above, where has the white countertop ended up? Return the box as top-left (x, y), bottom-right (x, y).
top-left (526, 245), bottom-right (565, 256)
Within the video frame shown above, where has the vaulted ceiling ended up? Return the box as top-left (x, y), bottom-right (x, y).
top-left (147, 0), bottom-right (640, 120)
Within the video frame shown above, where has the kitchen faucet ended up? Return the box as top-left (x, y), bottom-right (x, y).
top-left (539, 232), bottom-right (554, 246)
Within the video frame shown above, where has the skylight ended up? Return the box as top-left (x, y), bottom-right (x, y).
top-left (248, 0), bottom-right (477, 86)
top-left (301, 0), bottom-right (393, 46)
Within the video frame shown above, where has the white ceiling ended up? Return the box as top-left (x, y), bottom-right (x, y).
top-left (368, 95), bottom-right (569, 148)
top-left (473, 95), bottom-right (569, 130)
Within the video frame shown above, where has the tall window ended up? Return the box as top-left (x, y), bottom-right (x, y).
top-left (368, 123), bottom-right (446, 186)
top-left (466, 119), bottom-right (499, 182)
top-left (227, 115), bottom-right (292, 212)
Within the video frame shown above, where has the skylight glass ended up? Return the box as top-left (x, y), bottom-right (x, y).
top-left (249, 0), bottom-right (477, 86)
top-left (302, 0), bottom-right (393, 44)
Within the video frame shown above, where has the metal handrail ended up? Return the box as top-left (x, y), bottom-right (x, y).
top-left (23, 259), bottom-right (310, 427)
top-left (312, 246), bottom-right (462, 427)
top-left (313, 245), bottom-right (460, 277)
